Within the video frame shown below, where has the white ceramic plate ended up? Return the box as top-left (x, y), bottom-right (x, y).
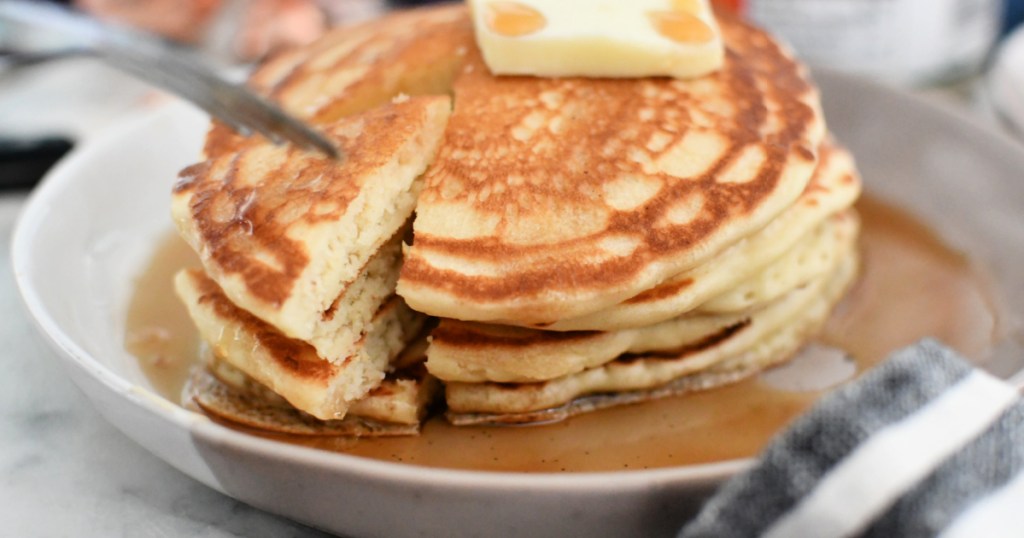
top-left (12, 71), bottom-right (1024, 537)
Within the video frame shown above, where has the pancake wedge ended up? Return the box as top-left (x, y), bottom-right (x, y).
top-left (173, 96), bottom-right (450, 362)
top-left (445, 251), bottom-right (857, 422)
top-left (175, 269), bottom-right (425, 420)
top-left (541, 141), bottom-right (860, 331)
top-left (398, 11), bottom-right (826, 325)
top-left (186, 344), bottom-right (439, 436)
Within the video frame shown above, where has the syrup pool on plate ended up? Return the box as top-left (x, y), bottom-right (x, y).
top-left (126, 195), bottom-right (999, 473)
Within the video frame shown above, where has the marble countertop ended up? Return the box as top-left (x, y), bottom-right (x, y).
top-left (0, 194), bottom-right (331, 537)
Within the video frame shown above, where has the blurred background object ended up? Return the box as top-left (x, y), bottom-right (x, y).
top-left (718, 0), bottom-right (1005, 88)
top-left (1005, 0), bottom-right (1024, 33)
top-left (36, 0), bottom-right (1024, 84)
top-left (75, 0), bottom-right (329, 61)
top-left (75, 0), bottom-right (222, 44)
top-left (987, 21), bottom-right (1024, 135)
top-left (0, 136), bottom-right (73, 191)
top-left (72, 0), bottom-right (459, 62)
top-left (1, 0), bottom-right (1022, 192)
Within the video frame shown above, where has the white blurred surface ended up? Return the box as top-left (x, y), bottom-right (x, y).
top-left (0, 57), bottom-right (154, 139)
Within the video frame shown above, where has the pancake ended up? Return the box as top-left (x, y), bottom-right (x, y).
top-left (397, 10), bottom-right (827, 325)
top-left (540, 140), bottom-right (860, 331)
top-left (428, 311), bottom-right (748, 383)
top-left (445, 251), bottom-right (858, 423)
top-left (174, 268), bottom-right (425, 420)
top-left (427, 209), bottom-right (858, 383)
top-left (185, 339), bottom-right (439, 436)
top-left (698, 210), bottom-right (859, 313)
top-left (203, 4), bottom-right (472, 158)
top-left (173, 96), bottom-right (450, 362)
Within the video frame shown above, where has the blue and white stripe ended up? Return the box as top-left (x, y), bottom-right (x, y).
top-left (680, 339), bottom-right (1024, 538)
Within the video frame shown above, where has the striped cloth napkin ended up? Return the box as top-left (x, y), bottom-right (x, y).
top-left (679, 339), bottom-right (1024, 538)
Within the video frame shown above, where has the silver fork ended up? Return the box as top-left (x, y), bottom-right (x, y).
top-left (0, 0), bottom-right (339, 159)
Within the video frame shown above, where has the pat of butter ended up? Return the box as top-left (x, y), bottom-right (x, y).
top-left (468, 0), bottom-right (724, 79)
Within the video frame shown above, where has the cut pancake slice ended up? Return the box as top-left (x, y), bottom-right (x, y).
top-left (173, 96), bottom-right (450, 362)
top-left (398, 11), bottom-right (827, 325)
top-left (308, 230), bottom-right (405, 359)
top-left (174, 268), bottom-right (425, 420)
top-left (540, 141), bottom-right (861, 331)
top-left (427, 209), bottom-right (858, 384)
top-left (185, 341), bottom-right (439, 437)
top-left (445, 250), bottom-right (858, 425)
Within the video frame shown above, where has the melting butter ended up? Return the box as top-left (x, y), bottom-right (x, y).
top-left (469, 0), bottom-right (725, 79)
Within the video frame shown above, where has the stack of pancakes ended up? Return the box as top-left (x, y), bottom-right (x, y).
top-left (171, 5), bottom-right (862, 434)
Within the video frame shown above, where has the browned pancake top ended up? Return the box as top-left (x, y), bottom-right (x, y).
top-left (622, 141), bottom-right (848, 307)
top-left (175, 97), bottom-right (447, 307)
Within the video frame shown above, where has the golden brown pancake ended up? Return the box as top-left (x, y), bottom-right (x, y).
top-left (173, 96), bottom-right (449, 363)
top-left (426, 210), bottom-right (858, 384)
top-left (174, 268), bottom-right (425, 420)
top-left (397, 10), bottom-right (826, 325)
top-left (445, 251), bottom-right (858, 425)
top-left (536, 141), bottom-right (861, 331)
top-left (427, 311), bottom-right (748, 383)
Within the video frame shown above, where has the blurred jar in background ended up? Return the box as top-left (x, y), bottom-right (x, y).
top-left (718, 0), bottom-right (1004, 87)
